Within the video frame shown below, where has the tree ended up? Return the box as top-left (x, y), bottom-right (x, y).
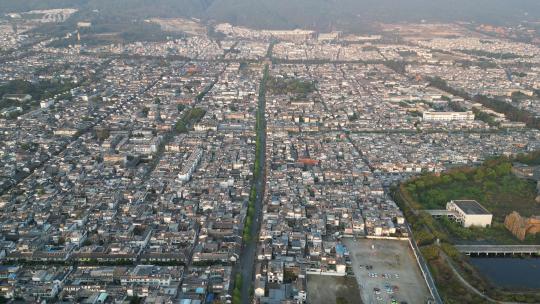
top-left (58, 237), bottom-right (66, 245)
top-left (473, 170), bottom-right (485, 183)
top-left (441, 243), bottom-right (460, 260)
top-left (129, 297), bottom-right (142, 304)
top-left (415, 230), bottom-right (435, 246)
top-left (37, 187), bottom-right (45, 196)
top-left (95, 128), bottom-right (110, 141)
top-left (422, 245), bottom-right (440, 261)
top-left (141, 107), bottom-right (149, 117)
top-left (133, 225), bottom-right (145, 236)
top-left (494, 162), bottom-right (511, 176)
top-left (451, 171), bottom-right (468, 182)
top-left (336, 296), bottom-right (349, 304)
top-left (441, 174), bottom-right (453, 184)
top-left (422, 189), bottom-right (447, 208)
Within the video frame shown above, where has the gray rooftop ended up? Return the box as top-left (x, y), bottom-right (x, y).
top-left (453, 200), bottom-right (491, 215)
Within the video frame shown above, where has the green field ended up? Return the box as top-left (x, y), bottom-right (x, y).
top-left (403, 157), bottom-right (540, 244)
top-left (411, 174), bottom-right (538, 219)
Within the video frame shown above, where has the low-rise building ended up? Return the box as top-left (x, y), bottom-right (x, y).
top-left (423, 111), bottom-right (474, 121)
top-left (446, 200), bottom-right (492, 228)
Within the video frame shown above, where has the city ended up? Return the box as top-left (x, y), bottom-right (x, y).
top-left (1, 2), bottom-right (540, 304)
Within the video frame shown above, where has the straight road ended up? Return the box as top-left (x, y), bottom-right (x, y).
top-left (237, 65), bottom-right (269, 304)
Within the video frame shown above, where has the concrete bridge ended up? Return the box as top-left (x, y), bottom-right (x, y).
top-left (424, 210), bottom-right (457, 217)
top-left (456, 244), bottom-right (540, 256)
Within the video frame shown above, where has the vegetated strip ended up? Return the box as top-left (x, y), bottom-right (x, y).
top-left (234, 64), bottom-right (269, 304)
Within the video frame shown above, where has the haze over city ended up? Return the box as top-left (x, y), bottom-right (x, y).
top-left (1, 0), bottom-right (540, 303)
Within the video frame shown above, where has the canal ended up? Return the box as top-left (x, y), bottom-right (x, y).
top-left (470, 257), bottom-right (540, 289)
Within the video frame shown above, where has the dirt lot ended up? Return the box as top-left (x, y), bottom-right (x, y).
top-left (344, 238), bottom-right (431, 304)
top-left (307, 274), bottom-right (362, 304)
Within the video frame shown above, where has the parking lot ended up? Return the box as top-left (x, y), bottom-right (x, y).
top-left (344, 238), bottom-right (431, 304)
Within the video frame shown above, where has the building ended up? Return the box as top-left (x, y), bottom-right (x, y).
top-left (77, 22), bottom-right (92, 28)
top-left (446, 200), bottom-right (492, 228)
top-left (422, 111), bottom-right (474, 122)
top-left (511, 163), bottom-right (540, 201)
top-left (177, 148), bottom-right (203, 182)
top-left (318, 31), bottom-right (342, 42)
top-left (2, 94), bottom-right (32, 102)
top-left (512, 163), bottom-right (540, 181)
top-left (264, 29), bottom-right (316, 41)
top-left (0, 106), bottom-right (22, 117)
top-left (267, 260), bottom-right (283, 284)
top-left (120, 265), bottom-right (183, 287)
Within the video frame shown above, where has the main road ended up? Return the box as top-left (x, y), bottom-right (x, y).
top-left (236, 64), bottom-right (269, 304)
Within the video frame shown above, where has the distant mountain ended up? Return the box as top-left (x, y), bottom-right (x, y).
top-left (0, 0), bottom-right (87, 13)
top-left (203, 0), bottom-right (540, 30)
top-left (2, 0), bottom-right (540, 32)
top-left (83, 0), bottom-right (214, 19)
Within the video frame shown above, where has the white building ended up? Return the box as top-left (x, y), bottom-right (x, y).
top-left (423, 111), bottom-right (475, 122)
top-left (446, 200), bottom-right (492, 228)
top-left (267, 260), bottom-right (283, 284)
top-left (178, 148), bottom-right (203, 182)
top-left (264, 29), bottom-right (316, 41)
top-left (254, 276), bottom-right (266, 298)
top-left (40, 99), bottom-right (54, 109)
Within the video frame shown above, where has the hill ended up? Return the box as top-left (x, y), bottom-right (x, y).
top-left (1, 0), bottom-right (540, 32)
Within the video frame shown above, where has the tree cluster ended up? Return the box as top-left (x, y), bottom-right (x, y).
top-left (175, 107), bottom-right (206, 133)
